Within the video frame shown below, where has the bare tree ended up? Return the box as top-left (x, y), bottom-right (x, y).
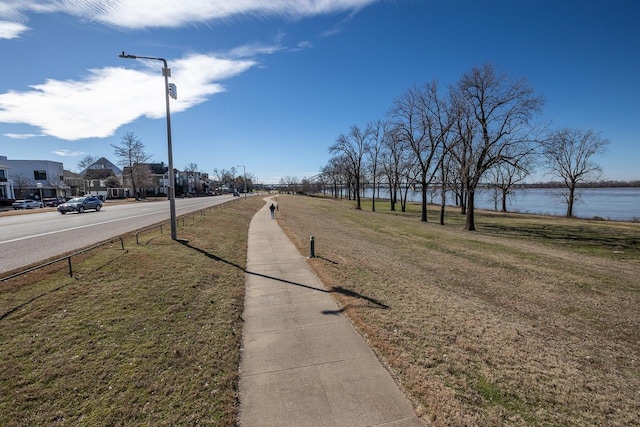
top-left (244, 172), bottom-right (255, 193)
top-left (389, 81), bottom-right (448, 222)
top-left (104, 175), bottom-right (121, 188)
top-left (279, 176), bottom-right (300, 194)
top-left (438, 148), bottom-right (457, 225)
top-left (366, 120), bottom-right (387, 212)
top-left (485, 152), bottom-right (533, 212)
top-left (420, 80), bottom-right (455, 225)
top-left (112, 131), bottom-right (152, 200)
top-left (13, 174), bottom-right (32, 199)
top-left (131, 164), bottom-right (155, 198)
top-left (185, 163), bottom-right (198, 173)
top-left (451, 64), bottom-right (544, 230)
top-left (184, 163), bottom-right (200, 195)
top-left (388, 85), bottom-right (427, 219)
top-left (541, 128), bottom-right (609, 217)
top-left (212, 168), bottom-right (233, 193)
top-left (77, 155), bottom-right (97, 172)
top-left (322, 156), bottom-right (348, 199)
top-left (380, 126), bottom-right (405, 211)
top-left (329, 125), bottom-right (370, 210)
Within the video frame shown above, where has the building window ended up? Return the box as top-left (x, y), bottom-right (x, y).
top-left (34, 170), bottom-right (47, 180)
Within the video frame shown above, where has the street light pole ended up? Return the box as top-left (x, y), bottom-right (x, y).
top-left (119, 51), bottom-right (177, 240)
top-left (237, 165), bottom-right (247, 198)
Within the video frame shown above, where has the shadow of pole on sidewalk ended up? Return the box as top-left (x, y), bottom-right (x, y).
top-left (178, 240), bottom-right (389, 310)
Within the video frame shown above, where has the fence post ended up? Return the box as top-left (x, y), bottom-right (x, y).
top-left (309, 236), bottom-right (316, 258)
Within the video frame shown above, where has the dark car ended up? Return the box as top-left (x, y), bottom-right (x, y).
top-left (43, 197), bottom-right (65, 207)
top-left (57, 196), bottom-right (103, 214)
top-left (12, 199), bottom-right (44, 209)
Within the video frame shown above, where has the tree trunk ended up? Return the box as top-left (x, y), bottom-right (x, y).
top-left (130, 171), bottom-right (138, 201)
top-left (401, 184), bottom-right (409, 212)
top-left (371, 179), bottom-right (376, 212)
top-left (465, 189), bottom-right (476, 231)
top-left (421, 176), bottom-right (428, 222)
top-left (501, 189), bottom-right (508, 212)
top-left (388, 181), bottom-right (396, 211)
top-left (440, 182), bottom-right (446, 226)
top-left (460, 187), bottom-right (467, 215)
top-left (567, 185), bottom-right (575, 217)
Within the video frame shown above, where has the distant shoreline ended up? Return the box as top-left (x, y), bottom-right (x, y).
top-left (517, 181), bottom-right (640, 189)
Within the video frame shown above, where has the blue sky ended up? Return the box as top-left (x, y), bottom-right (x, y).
top-left (1, 0), bottom-right (638, 184)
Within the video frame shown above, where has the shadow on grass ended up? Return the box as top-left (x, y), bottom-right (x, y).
top-left (178, 240), bottom-right (389, 310)
top-left (315, 255), bottom-right (339, 265)
top-left (0, 282), bottom-right (70, 321)
top-left (481, 220), bottom-right (640, 254)
top-left (0, 250), bottom-right (129, 322)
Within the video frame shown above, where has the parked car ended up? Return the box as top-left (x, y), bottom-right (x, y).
top-left (12, 199), bottom-right (44, 209)
top-left (43, 197), bottom-right (65, 207)
top-left (57, 196), bottom-right (103, 214)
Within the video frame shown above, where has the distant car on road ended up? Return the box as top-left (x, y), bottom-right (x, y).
top-left (12, 199), bottom-right (44, 209)
top-left (43, 197), bottom-right (65, 207)
top-left (57, 196), bottom-right (103, 214)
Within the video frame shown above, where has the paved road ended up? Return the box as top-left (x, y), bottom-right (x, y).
top-left (0, 195), bottom-right (236, 274)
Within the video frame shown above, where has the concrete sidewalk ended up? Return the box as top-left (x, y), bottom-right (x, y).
top-left (238, 197), bottom-right (424, 426)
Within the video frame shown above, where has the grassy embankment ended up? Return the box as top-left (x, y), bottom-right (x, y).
top-left (275, 195), bottom-right (639, 426)
top-left (1, 194), bottom-right (638, 426)
top-left (0, 197), bottom-right (265, 426)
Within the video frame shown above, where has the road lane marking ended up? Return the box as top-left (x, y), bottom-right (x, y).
top-left (0, 198), bottom-right (233, 245)
top-left (0, 210), bottom-right (167, 245)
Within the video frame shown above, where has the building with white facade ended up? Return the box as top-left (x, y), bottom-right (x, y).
top-left (0, 156), bottom-right (15, 199)
top-left (0, 155), bottom-right (66, 201)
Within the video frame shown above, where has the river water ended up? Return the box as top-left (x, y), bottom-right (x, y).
top-left (363, 187), bottom-right (640, 222)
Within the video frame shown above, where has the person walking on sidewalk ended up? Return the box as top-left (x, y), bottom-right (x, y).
top-left (269, 203), bottom-right (276, 219)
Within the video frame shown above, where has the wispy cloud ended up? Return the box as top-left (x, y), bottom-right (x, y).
top-left (320, 27), bottom-right (343, 38)
top-left (3, 0), bottom-right (378, 30)
top-left (3, 133), bottom-right (43, 139)
top-left (0, 21), bottom-right (30, 39)
top-left (226, 43), bottom-right (284, 59)
top-left (52, 149), bottom-right (86, 157)
top-left (320, 6), bottom-right (362, 38)
top-left (297, 41), bottom-right (313, 49)
top-left (0, 54), bottom-right (256, 140)
top-left (0, 1), bottom-right (376, 141)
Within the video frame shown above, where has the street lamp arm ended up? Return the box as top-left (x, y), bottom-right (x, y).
top-left (119, 51), bottom-right (167, 67)
top-left (118, 51), bottom-right (137, 59)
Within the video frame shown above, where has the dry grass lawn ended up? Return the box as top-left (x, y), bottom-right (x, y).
top-left (275, 195), bottom-right (639, 426)
top-left (1, 195), bottom-right (638, 426)
top-left (0, 197), bottom-right (265, 426)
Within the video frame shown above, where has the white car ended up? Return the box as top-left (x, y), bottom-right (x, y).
top-left (12, 199), bottom-right (44, 209)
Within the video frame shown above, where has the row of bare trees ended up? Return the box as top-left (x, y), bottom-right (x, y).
top-left (79, 132), bottom-right (213, 198)
top-left (324, 64), bottom-right (609, 230)
top-left (211, 167), bottom-right (256, 193)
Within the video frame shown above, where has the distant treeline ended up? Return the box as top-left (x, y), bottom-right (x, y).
top-left (521, 180), bottom-right (640, 189)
